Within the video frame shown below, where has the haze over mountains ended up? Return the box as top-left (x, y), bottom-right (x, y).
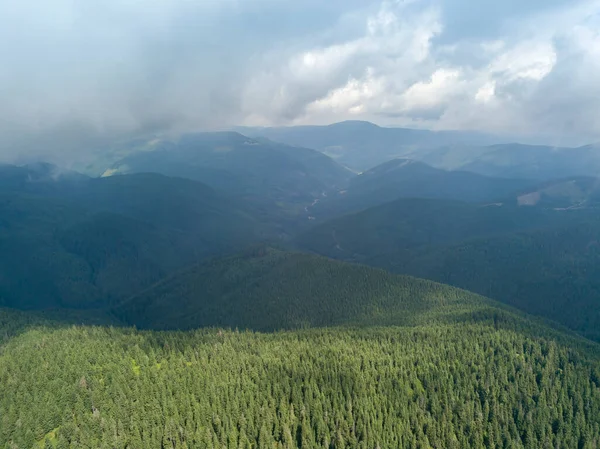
top-left (238, 121), bottom-right (502, 171)
top-left (106, 132), bottom-right (352, 200)
top-left (239, 121), bottom-right (600, 177)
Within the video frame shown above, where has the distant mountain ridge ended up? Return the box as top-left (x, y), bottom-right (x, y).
top-left (237, 121), bottom-right (502, 171)
top-left (240, 121), bottom-right (600, 181)
top-left (513, 177), bottom-right (600, 208)
top-left (311, 158), bottom-right (535, 219)
top-left (365, 222), bottom-right (600, 341)
top-left (106, 131), bottom-right (353, 212)
top-left (448, 143), bottom-right (600, 180)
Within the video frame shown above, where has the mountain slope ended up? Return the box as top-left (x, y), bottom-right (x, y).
top-left (107, 132), bottom-right (352, 209)
top-left (239, 123), bottom-right (600, 180)
top-left (513, 176), bottom-right (600, 208)
top-left (0, 162), bottom-right (89, 195)
top-left (297, 197), bottom-right (574, 260)
top-left (365, 222), bottom-right (600, 341)
top-left (422, 143), bottom-right (600, 180)
top-left (3, 276), bottom-right (600, 447)
top-left (113, 247), bottom-right (500, 331)
top-left (312, 159), bottom-right (534, 219)
top-left (0, 173), bottom-right (266, 309)
top-left (297, 196), bottom-right (600, 340)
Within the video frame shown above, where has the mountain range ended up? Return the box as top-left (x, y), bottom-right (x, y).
top-left (3, 123), bottom-right (600, 448)
top-left (0, 166), bottom-right (269, 309)
top-left (297, 195), bottom-right (600, 341)
top-left (106, 132), bottom-right (352, 216)
top-left (238, 120), bottom-right (501, 171)
top-left (311, 158), bottom-right (536, 219)
top-left (242, 121), bottom-right (600, 182)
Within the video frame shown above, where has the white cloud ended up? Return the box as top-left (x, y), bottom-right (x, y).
top-left (488, 41), bottom-right (557, 82)
top-left (305, 69), bottom-right (385, 116)
top-left (400, 69), bottom-right (463, 111)
top-left (238, 0), bottom-right (600, 144)
top-left (475, 82), bottom-right (496, 104)
top-left (241, 1), bottom-right (443, 125)
top-left (1, 0), bottom-right (600, 162)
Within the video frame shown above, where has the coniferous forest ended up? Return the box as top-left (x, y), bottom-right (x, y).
top-left (3, 307), bottom-right (600, 449)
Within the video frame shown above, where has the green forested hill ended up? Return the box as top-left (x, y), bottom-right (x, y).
top-left (312, 159), bottom-right (534, 219)
top-left (366, 222), bottom-right (600, 341)
top-left (0, 173), bottom-right (268, 309)
top-left (3, 250), bottom-right (600, 448)
top-left (297, 197), bottom-right (600, 341)
top-left (2, 301), bottom-right (600, 448)
top-left (114, 247), bottom-right (510, 331)
top-left (297, 197), bottom-right (571, 260)
top-left (4, 157), bottom-right (600, 448)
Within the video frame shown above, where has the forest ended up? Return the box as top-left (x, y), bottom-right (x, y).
top-left (3, 305), bottom-right (600, 448)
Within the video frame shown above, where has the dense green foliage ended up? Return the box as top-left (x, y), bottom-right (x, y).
top-left (2, 305), bottom-right (600, 448)
top-left (4, 135), bottom-right (600, 449)
top-left (114, 248), bottom-right (504, 331)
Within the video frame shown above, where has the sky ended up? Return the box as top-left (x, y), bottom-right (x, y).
top-left (1, 0), bottom-right (600, 162)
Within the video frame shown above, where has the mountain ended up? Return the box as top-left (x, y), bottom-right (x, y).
top-left (364, 222), bottom-right (600, 341)
top-left (422, 143), bottom-right (600, 180)
top-left (297, 197), bottom-right (575, 260)
top-left (0, 172), bottom-right (266, 309)
top-left (3, 258), bottom-right (600, 447)
top-left (297, 196), bottom-right (600, 340)
top-left (0, 162), bottom-right (89, 194)
top-left (310, 158), bottom-right (534, 219)
top-left (513, 176), bottom-right (600, 208)
top-left (238, 121), bottom-right (600, 180)
top-left (113, 247), bottom-right (497, 331)
top-left (106, 132), bottom-right (353, 212)
top-left (238, 121), bottom-right (501, 171)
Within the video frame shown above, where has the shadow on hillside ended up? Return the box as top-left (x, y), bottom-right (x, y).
top-left (0, 307), bottom-right (121, 346)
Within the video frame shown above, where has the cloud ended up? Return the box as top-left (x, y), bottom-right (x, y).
top-left (243, 0), bottom-right (600, 144)
top-left (0, 0), bottom-right (599, 164)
